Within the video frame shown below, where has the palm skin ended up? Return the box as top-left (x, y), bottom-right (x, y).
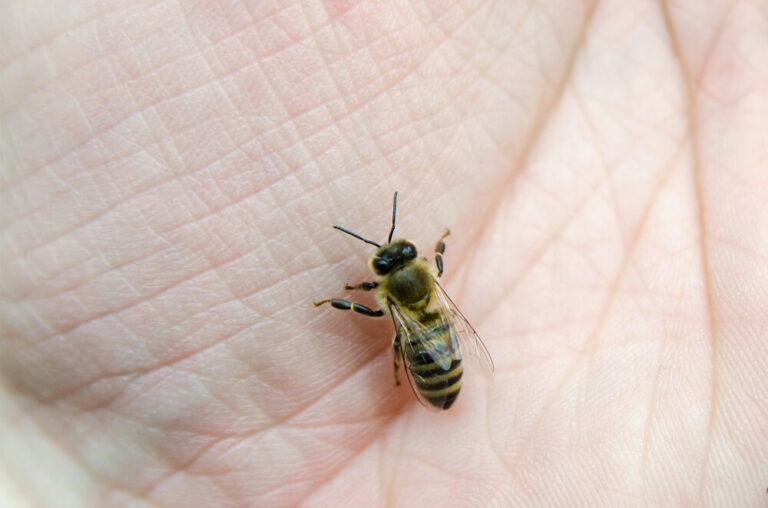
top-left (2, 0), bottom-right (768, 506)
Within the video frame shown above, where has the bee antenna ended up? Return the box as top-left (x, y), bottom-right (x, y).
top-left (388, 191), bottom-right (398, 243)
top-left (333, 226), bottom-right (381, 248)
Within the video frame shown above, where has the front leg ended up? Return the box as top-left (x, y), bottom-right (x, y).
top-left (313, 298), bottom-right (385, 317)
top-left (434, 228), bottom-right (450, 278)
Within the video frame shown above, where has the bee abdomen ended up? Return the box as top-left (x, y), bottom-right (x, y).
top-left (409, 358), bottom-right (463, 410)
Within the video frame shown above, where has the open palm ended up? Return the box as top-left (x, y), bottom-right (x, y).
top-left (2, 1), bottom-right (768, 506)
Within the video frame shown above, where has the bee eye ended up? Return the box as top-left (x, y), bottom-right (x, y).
top-left (373, 257), bottom-right (391, 274)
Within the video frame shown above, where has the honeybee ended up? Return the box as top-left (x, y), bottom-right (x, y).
top-left (314, 192), bottom-right (493, 410)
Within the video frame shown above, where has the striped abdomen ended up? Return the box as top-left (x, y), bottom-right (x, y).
top-left (404, 319), bottom-right (463, 410)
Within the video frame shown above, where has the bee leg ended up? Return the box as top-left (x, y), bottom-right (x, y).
top-left (313, 298), bottom-right (385, 317)
top-left (344, 281), bottom-right (378, 291)
top-left (392, 334), bottom-right (402, 386)
top-left (434, 228), bottom-right (450, 278)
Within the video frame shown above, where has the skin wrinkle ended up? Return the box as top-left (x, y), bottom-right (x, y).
top-left (469, 166), bottom-right (605, 329)
top-left (297, 434), bottom-right (394, 507)
top-left (136, 435), bottom-right (224, 498)
top-left (16, 229), bottom-right (166, 304)
top-left (16, 405), bottom-right (143, 504)
top-left (248, 50), bottom-right (415, 183)
top-left (114, 383), bottom-right (250, 445)
top-left (689, 69), bottom-right (720, 508)
top-left (640, 338), bottom-right (671, 486)
top-left (119, 387), bottom-right (314, 498)
top-left (386, 416), bottom-right (414, 506)
top-left (54, 47), bottom-right (101, 164)
top-left (437, 7), bottom-right (522, 120)
top-left (0, 3), bottom-right (123, 101)
top-left (12, 174), bottom-right (306, 344)
top-left (290, 425), bottom-right (390, 507)
top-left (570, 86), bottom-right (688, 284)
top-left (417, 0), bottom-right (491, 61)
top-left (233, 416), bottom-right (394, 505)
top-left (173, 101), bottom-right (242, 210)
top-left (481, 179), bottom-right (600, 476)
top-left (249, 337), bottom-right (401, 430)
top-left (578, 103), bottom-right (677, 251)
top-left (382, 446), bottom-right (475, 483)
top-left (464, 9), bottom-right (683, 325)
top-left (415, 5), bottom-right (512, 168)
top-left (2, 27), bottom-right (197, 182)
top-left (84, 268), bottom-right (310, 400)
top-left (500, 209), bottom-right (646, 487)
top-left (500, 112), bottom-right (652, 282)
top-left (175, 7), bottom-right (302, 167)
top-left (281, 409), bottom-right (395, 432)
top-left (452, 1), bottom-right (598, 303)
top-left (258, 38), bottom-right (384, 126)
top-left (578, 153), bottom-right (684, 480)
top-left (13, 286), bottom-right (260, 403)
top-left (290, 6), bottom-right (481, 179)
top-left (33, 299), bottom-right (256, 408)
top-left (610, 147), bottom-right (689, 482)
top-left (3, 24), bottom-right (278, 205)
top-left (311, 15), bottom-right (408, 180)
top-left (480, 0), bottom-right (670, 485)
top-left (19, 250), bottom-right (229, 347)
top-left (659, 1), bottom-right (727, 503)
top-left (99, 326), bottom-right (395, 453)
top-left (573, 92), bottom-right (627, 249)
top-left (243, 5), bottom-right (517, 172)
top-left (4, 120), bottom-right (189, 251)
top-left (53, 358), bottom-right (344, 503)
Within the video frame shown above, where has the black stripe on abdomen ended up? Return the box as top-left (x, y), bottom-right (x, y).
top-left (404, 318), bottom-right (464, 410)
top-left (408, 352), bottom-right (463, 410)
top-left (415, 359), bottom-right (463, 409)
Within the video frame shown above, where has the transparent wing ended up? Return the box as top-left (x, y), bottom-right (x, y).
top-left (390, 302), bottom-right (454, 370)
top-left (433, 280), bottom-right (494, 374)
top-left (389, 303), bottom-right (459, 410)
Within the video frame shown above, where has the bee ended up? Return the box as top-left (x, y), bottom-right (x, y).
top-left (314, 192), bottom-right (493, 410)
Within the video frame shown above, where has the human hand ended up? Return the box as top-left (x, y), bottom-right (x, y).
top-left (2, 1), bottom-right (768, 506)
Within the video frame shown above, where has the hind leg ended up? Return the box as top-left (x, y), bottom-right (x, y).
top-left (392, 332), bottom-right (402, 386)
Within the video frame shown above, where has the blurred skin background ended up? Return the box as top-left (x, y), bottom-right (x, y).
top-left (2, 0), bottom-right (768, 505)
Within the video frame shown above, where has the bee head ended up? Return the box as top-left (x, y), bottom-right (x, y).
top-left (332, 191), bottom-right (416, 275)
top-left (370, 240), bottom-right (417, 275)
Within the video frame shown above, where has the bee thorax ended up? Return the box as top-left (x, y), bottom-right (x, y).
top-left (383, 263), bottom-right (431, 307)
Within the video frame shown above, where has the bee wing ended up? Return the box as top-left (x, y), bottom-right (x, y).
top-left (389, 303), bottom-right (457, 410)
top-left (433, 280), bottom-right (495, 374)
top-left (390, 302), bottom-right (454, 370)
